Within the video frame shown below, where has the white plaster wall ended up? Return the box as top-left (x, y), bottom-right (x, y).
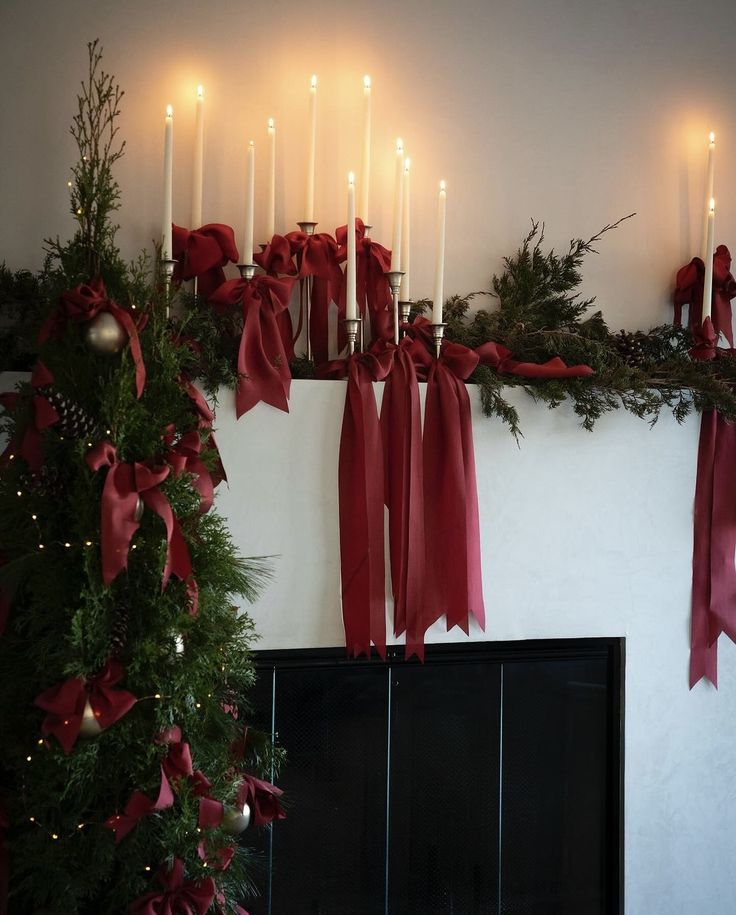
top-left (212, 382), bottom-right (736, 915)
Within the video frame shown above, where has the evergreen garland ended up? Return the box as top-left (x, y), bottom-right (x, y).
top-left (0, 42), bottom-right (280, 913)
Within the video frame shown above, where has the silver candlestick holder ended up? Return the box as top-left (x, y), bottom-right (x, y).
top-left (343, 317), bottom-right (361, 356)
top-left (162, 258), bottom-right (177, 318)
top-left (237, 263), bottom-right (257, 281)
top-left (431, 323), bottom-right (446, 359)
top-left (297, 221), bottom-right (318, 360)
top-left (385, 270), bottom-right (404, 345)
top-left (398, 300), bottom-right (412, 330)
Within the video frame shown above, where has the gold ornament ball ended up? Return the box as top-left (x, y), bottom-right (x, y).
top-left (84, 312), bottom-right (126, 355)
top-left (78, 698), bottom-right (103, 738)
top-left (221, 802), bottom-right (251, 835)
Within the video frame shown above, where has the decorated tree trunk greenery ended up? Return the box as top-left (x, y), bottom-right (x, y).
top-left (0, 41), bottom-right (281, 914)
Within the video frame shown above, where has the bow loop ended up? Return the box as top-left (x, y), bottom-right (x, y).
top-left (172, 223), bottom-right (239, 298)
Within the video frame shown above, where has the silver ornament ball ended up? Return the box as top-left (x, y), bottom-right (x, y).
top-left (134, 496), bottom-right (144, 523)
top-left (84, 312), bottom-right (126, 355)
top-left (221, 802), bottom-right (251, 835)
top-left (78, 698), bottom-right (103, 738)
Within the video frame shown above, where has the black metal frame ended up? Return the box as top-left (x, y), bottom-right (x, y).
top-left (254, 637), bottom-right (625, 915)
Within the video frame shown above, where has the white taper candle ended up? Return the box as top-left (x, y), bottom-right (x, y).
top-left (400, 157), bottom-right (411, 301)
top-left (191, 86), bottom-right (204, 229)
top-left (266, 118), bottom-right (276, 240)
top-left (703, 197), bottom-right (715, 322)
top-left (360, 75), bottom-right (372, 226)
top-left (390, 138), bottom-right (404, 272)
top-left (702, 131), bottom-right (715, 263)
top-left (346, 172), bottom-right (357, 321)
top-left (305, 75), bottom-right (317, 221)
top-left (162, 105), bottom-right (173, 260)
top-left (432, 180), bottom-right (447, 326)
top-left (243, 140), bottom-right (255, 266)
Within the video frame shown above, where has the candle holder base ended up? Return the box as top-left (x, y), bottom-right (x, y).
top-left (398, 300), bottom-right (412, 326)
top-left (430, 323), bottom-right (446, 359)
top-left (237, 264), bottom-right (257, 281)
top-left (162, 259), bottom-right (177, 319)
top-left (343, 317), bottom-right (361, 356)
top-left (297, 221), bottom-right (318, 236)
top-left (363, 224), bottom-right (373, 237)
top-left (385, 270), bottom-right (405, 345)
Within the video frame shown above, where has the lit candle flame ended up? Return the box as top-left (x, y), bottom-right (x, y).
top-left (166, 104), bottom-right (173, 118)
top-left (268, 117), bottom-right (275, 130)
top-left (404, 157), bottom-right (411, 173)
top-left (710, 196), bottom-right (715, 213)
top-left (396, 137), bottom-right (404, 154)
top-left (440, 179), bottom-right (447, 192)
top-left (197, 85), bottom-right (203, 99)
top-left (364, 74), bottom-right (371, 89)
top-left (249, 139), bottom-right (254, 148)
top-left (348, 171), bottom-right (355, 186)
top-left (310, 74), bottom-right (317, 90)
top-left (709, 131), bottom-right (715, 145)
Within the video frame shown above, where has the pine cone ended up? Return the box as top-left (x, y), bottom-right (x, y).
top-left (19, 464), bottom-right (61, 497)
top-left (612, 329), bottom-right (648, 369)
top-left (109, 606), bottom-right (130, 658)
top-left (44, 389), bottom-right (97, 440)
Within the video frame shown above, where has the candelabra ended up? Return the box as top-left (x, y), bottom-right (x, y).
top-left (384, 270), bottom-right (404, 345)
top-left (343, 317), bottom-right (361, 356)
top-left (297, 221), bottom-right (318, 360)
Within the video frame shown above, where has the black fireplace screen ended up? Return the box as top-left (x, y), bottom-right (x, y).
top-left (247, 638), bottom-right (623, 915)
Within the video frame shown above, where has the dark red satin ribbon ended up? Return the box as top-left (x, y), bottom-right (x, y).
top-left (161, 736), bottom-right (211, 797)
top-left (0, 362), bottom-right (59, 474)
top-left (236, 773), bottom-right (286, 826)
top-left (476, 340), bottom-right (594, 378)
top-left (172, 223), bottom-right (239, 299)
top-left (179, 375), bottom-right (227, 487)
top-left (34, 660), bottom-right (137, 754)
top-left (40, 278), bottom-right (146, 398)
top-left (255, 234), bottom-right (299, 361)
top-left (675, 246), bottom-right (736, 346)
top-left (690, 410), bottom-right (736, 687)
top-left (286, 231), bottom-right (342, 365)
top-left (418, 330), bottom-right (485, 636)
top-left (86, 442), bottom-right (191, 588)
top-left (210, 275), bottom-right (296, 416)
top-left (104, 765), bottom-right (174, 843)
top-left (336, 219), bottom-right (393, 347)
top-left (164, 428), bottom-right (214, 515)
top-left (377, 339), bottom-right (426, 659)
top-left (318, 350), bottom-right (394, 657)
top-left (130, 858), bottom-right (216, 915)
top-left (690, 315), bottom-right (718, 361)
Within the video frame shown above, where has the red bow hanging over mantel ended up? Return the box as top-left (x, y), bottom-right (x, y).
top-left (377, 338), bottom-right (426, 660)
top-left (209, 275), bottom-right (296, 416)
top-left (34, 659), bottom-right (137, 754)
top-left (475, 341), bottom-right (594, 378)
top-left (336, 219), bottom-right (393, 348)
top-left (129, 858), bottom-right (216, 915)
top-left (255, 234), bottom-right (299, 362)
top-left (318, 349), bottom-right (394, 657)
top-left (86, 442), bottom-right (192, 588)
top-left (674, 245), bottom-right (736, 347)
top-left (40, 278), bottom-right (146, 398)
top-left (172, 223), bottom-right (239, 299)
top-left (285, 230), bottom-right (343, 365)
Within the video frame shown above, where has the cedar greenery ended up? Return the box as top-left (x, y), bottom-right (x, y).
top-left (0, 42), bottom-right (279, 913)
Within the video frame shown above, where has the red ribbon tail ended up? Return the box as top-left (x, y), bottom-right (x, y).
top-left (310, 277), bottom-right (331, 366)
top-left (339, 360), bottom-right (386, 657)
top-left (141, 488), bottom-right (192, 589)
top-left (109, 303), bottom-right (146, 398)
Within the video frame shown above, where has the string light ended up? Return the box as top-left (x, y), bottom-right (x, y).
top-left (51, 833), bottom-right (59, 840)
top-left (26, 755), bottom-right (32, 762)
top-left (16, 490), bottom-right (22, 497)
top-left (144, 866), bottom-right (151, 872)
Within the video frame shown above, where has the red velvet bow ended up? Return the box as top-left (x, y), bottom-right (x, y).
top-left (377, 339), bottom-right (426, 659)
top-left (674, 246), bottom-right (736, 347)
top-left (475, 340), bottom-right (594, 378)
top-left (690, 410), bottom-right (736, 687)
top-left (254, 235), bottom-right (298, 362)
top-left (178, 376), bottom-right (227, 488)
top-left (172, 223), bottom-right (239, 299)
top-left (336, 219), bottom-right (393, 347)
top-left (0, 362), bottom-right (59, 474)
top-left (34, 660), bottom-right (137, 754)
top-left (210, 276), bottom-right (296, 416)
top-left (130, 858), bottom-right (216, 915)
top-left (40, 278), bottom-right (146, 398)
top-left (236, 773), bottom-right (286, 826)
top-left (285, 231), bottom-right (343, 365)
top-left (86, 442), bottom-right (192, 588)
top-left (161, 737), bottom-right (211, 797)
top-left (318, 349), bottom-right (394, 657)
top-left (104, 765), bottom-right (174, 843)
top-left (415, 324), bottom-right (485, 637)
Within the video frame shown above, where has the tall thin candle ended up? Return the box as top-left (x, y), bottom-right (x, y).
top-left (243, 140), bottom-right (255, 267)
top-left (432, 180), bottom-right (447, 326)
top-left (360, 75), bottom-right (372, 226)
top-left (162, 105), bottom-right (173, 260)
top-left (266, 118), bottom-right (276, 240)
top-left (390, 138), bottom-right (404, 272)
top-left (305, 75), bottom-right (317, 221)
top-left (191, 86), bottom-right (204, 229)
top-left (703, 197), bottom-right (715, 322)
top-left (400, 157), bottom-right (411, 301)
top-left (346, 172), bottom-right (357, 321)
top-left (702, 131), bottom-right (716, 263)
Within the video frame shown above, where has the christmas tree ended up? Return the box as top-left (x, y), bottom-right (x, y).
top-left (0, 41), bottom-right (282, 914)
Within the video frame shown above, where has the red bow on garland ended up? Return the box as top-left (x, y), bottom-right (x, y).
top-left (104, 765), bottom-right (174, 843)
top-left (318, 350), bottom-right (394, 657)
top-left (0, 362), bottom-right (59, 474)
top-left (163, 428), bottom-right (214, 515)
top-left (129, 858), bottom-right (216, 915)
top-left (285, 231), bottom-right (343, 365)
top-left (172, 223), bottom-right (239, 299)
top-left (86, 442), bottom-right (192, 588)
top-left (34, 660), bottom-right (137, 754)
top-left (161, 729), bottom-right (212, 797)
top-left (40, 278), bottom-right (146, 398)
top-left (210, 275), bottom-right (296, 417)
top-left (236, 773), bottom-right (286, 827)
top-left (336, 219), bottom-right (393, 348)
top-left (255, 234), bottom-right (299, 362)
top-left (674, 246), bottom-right (736, 347)
top-left (178, 375), bottom-right (227, 488)
top-left (475, 341), bottom-right (594, 378)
